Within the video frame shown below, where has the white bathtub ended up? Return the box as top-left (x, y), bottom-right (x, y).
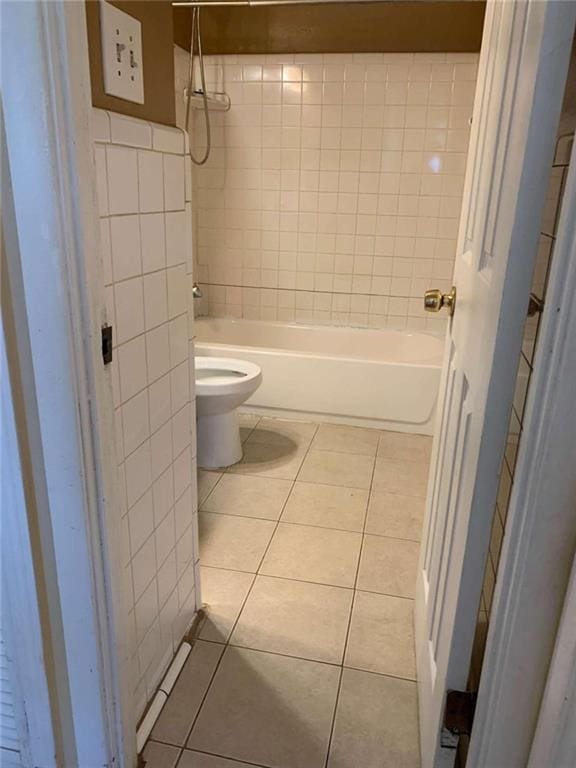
top-left (194, 318), bottom-right (444, 434)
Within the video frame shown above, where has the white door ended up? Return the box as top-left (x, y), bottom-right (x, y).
top-left (415, 2), bottom-right (576, 766)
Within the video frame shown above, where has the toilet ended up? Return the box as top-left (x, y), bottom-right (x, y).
top-left (195, 356), bottom-right (262, 469)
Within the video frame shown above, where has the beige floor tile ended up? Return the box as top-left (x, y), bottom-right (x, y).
top-left (178, 751), bottom-right (258, 768)
top-left (298, 450), bottom-right (375, 490)
top-left (197, 567), bottom-right (255, 643)
top-left (143, 741), bottom-right (180, 768)
top-left (282, 482), bottom-right (368, 532)
top-left (199, 513), bottom-right (276, 573)
top-left (246, 418), bottom-right (317, 448)
top-left (188, 647), bottom-right (340, 768)
top-left (378, 431), bottom-right (432, 463)
top-left (311, 424), bottom-right (380, 456)
top-left (197, 471), bottom-right (222, 505)
top-left (201, 474), bottom-right (292, 521)
top-left (260, 523), bottom-right (362, 587)
top-left (345, 591), bottom-right (416, 680)
top-left (228, 441), bottom-right (308, 480)
top-left (372, 458), bottom-right (429, 498)
top-left (151, 640), bottom-right (224, 746)
top-left (365, 491), bottom-right (425, 541)
top-left (327, 668), bottom-right (420, 768)
top-left (357, 535), bottom-right (420, 598)
top-left (230, 575), bottom-right (353, 664)
top-left (238, 412), bottom-right (260, 429)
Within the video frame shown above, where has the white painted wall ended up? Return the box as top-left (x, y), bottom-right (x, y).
top-left (92, 109), bottom-right (200, 720)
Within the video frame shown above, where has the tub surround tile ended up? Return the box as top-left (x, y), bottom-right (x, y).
top-left (260, 522), bottom-right (362, 587)
top-left (151, 640), bottom-right (224, 746)
top-left (187, 647), bottom-right (341, 768)
top-left (365, 491), bottom-right (425, 541)
top-left (378, 431), bottom-right (433, 463)
top-left (199, 513), bottom-right (276, 573)
top-left (230, 575), bottom-right (353, 664)
top-left (197, 567), bottom-right (255, 643)
top-left (311, 424), bottom-right (380, 456)
top-left (201, 474), bottom-right (292, 521)
top-left (345, 591), bottom-right (416, 680)
top-left (372, 457), bottom-right (429, 498)
top-left (282, 481), bottom-right (368, 532)
top-left (298, 450), bottom-right (375, 490)
top-left (357, 535), bottom-right (419, 598)
top-left (327, 669), bottom-right (420, 768)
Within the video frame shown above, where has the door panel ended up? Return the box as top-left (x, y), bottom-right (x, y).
top-left (415, 2), bottom-right (576, 766)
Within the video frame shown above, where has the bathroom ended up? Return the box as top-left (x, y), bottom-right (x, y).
top-left (3, 1), bottom-right (576, 768)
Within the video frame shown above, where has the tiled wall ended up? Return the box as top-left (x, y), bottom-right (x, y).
top-left (92, 109), bottom-right (200, 719)
top-left (175, 48), bottom-right (478, 331)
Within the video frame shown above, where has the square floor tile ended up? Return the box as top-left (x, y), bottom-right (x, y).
top-left (151, 640), bottom-right (224, 746)
top-left (357, 535), bottom-right (420, 598)
top-left (378, 431), bottom-right (432, 463)
top-left (372, 458), bottom-right (429, 498)
top-left (327, 669), bottom-right (420, 768)
top-left (199, 513), bottom-right (275, 573)
top-left (260, 523), bottom-right (362, 587)
top-left (365, 491), bottom-right (425, 541)
top-left (198, 471), bottom-right (222, 505)
top-left (311, 424), bottom-right (380, 456)
top-left (282, 482), bottom-right (368, 532)
top-left (201, 474), bottom-right (292, 521)
top-left (298, 450), bottom-right (375, 489)
top-left (230, 576), bottom-right (353, 664)
top-left (345, 591), bottom-right (416, 680)
top-left (228, 442), bottom-right (308, 480)
top-left (238, 413), bottom-right (259, 444)
top-left (188, 647), bottom-right (340, 768)
top-left (197, 567), bottom-right (255, 643)
top-left (246, 418), bottom-right (317, 448)
top-left (143, 741), bottom-right (180, 768)
top-left (178, 751), bottom-right (257, 768)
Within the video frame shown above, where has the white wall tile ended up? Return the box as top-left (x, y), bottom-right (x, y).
top-left (94, 146), bottom-right (109, 216)
top-left (143, 271), bottom-right (168, 330)
top-left (163, 155), bottom-right (185, 211)
top-left (107, 145), bottom-right (139, 215)
top-left (138, 151), bottom-right (165, 213)
top-left (110, 114), bottom-right (153, 149)
top-left (115, 277), bottom-right (145, 345)
top-left (110, 215), bottom-right (142, 282)
top-left (140, 213), bottom-right (166, 273)
top-left (122, 389), bottom-right (150, 458)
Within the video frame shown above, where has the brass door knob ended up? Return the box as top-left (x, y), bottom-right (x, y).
top-left (424, 286), bottom-right (456, 316)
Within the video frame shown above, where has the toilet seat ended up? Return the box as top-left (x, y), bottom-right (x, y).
top-left (195, 357), bottom-right (262, 397)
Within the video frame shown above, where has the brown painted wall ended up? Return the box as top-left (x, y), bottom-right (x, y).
top-left (174, 1), bottom-right (485, 55)
top-left (86, 0), bottom-right (176, 126)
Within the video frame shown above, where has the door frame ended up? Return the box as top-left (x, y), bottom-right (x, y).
top-left (2, 1), bottom-right (134, 766)
top-left (466, 121), bottom-right (576, 767)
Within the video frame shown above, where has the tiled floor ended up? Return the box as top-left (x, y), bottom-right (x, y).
top-left (144, 415), bottom-right (431, 768)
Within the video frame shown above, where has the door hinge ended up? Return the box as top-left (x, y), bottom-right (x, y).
top-left (441, 690), bottom-right (477, 747)
top-left (101, 324), bottom-right (113, 364)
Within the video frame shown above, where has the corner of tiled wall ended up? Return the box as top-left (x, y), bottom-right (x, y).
top-left (92, 107), bottom-right (200, 719)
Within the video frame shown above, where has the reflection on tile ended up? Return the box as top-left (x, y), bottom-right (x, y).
top-left (177, 751), bottom-right (259, 768)
top-left (365, 491), bottom-right (425, 541)
top-left (328, 669), bottom-right (420, 768)
top-left (357, 535), bottom-right (419, 598)
top-left (201, 474), bottom-right (292, 520)
top-left (151, 640), bottom-right (224, 746)
top-left (231, 575), bottom-right (353, 663)
top-left (198, 567), bottom-right (254, 643)
top-left (260, 523), bottom-right (362, 587)
top-left (282, 482), bottom-right (368, 532)
top-left (372, 458), bottom-right (429, 498)
top-left (312, 424), bottom-right (380, 456)
top-left (228, 441), bottom-right (308, 480)
top-left (298, 450), bottom-right (375, 489)
top-left (345, 591), bottom-right (416, 680)
top-left (378, 431), bottom-right (432, 463)
top-left (199, 513), bottom-right (275, 572)
top-left (143, 740), bottom-right (180, 768)
top-left (188, 647), bottom-right (340, 768)
top-left (197, 470), bottom-right (222, 505)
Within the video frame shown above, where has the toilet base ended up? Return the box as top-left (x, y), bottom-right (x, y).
top-left (197, 410), bottom-right (243, 469)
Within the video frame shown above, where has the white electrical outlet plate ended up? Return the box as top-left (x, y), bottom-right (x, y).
top-left (100, 1), bottom-right (144, 104)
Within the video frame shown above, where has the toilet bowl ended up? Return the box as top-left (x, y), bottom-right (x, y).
top-left (195, 356), bottom-right (262, 469)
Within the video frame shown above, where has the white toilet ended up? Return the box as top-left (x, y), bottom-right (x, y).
top-left (195, 356), bottom-right (262, 469)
